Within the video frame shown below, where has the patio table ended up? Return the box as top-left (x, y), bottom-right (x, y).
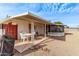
top-left (21, 33), bottom-right (35, 42)
top-left (23, 33), bottom-right (32, 36)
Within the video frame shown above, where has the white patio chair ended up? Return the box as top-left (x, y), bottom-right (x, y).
top-left (20, 33), bottom-right (29, 42)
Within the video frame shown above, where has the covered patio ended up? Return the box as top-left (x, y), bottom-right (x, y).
top-left (0, 12), bottom-right (52, 41)
top-left (0, 12), bottom-right (52, 53)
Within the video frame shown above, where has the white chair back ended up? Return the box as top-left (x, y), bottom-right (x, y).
top-left (20, 33), bottom-right (25, 38)
top-left (19, 33), bottom-right (22, 38)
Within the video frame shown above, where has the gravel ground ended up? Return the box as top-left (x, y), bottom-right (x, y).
top-left (23, 28), bottom-right (79, 56)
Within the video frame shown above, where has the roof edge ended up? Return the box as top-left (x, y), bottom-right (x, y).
top-left (0, 12), bottom-right (53, 24)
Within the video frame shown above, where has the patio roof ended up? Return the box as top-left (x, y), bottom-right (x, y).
top-left (0, 12), bottom-right (53, 24)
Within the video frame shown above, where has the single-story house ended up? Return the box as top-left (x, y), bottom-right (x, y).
top-left (0, 12), bottom-right (65, 54)
top-left (0, 12), bottom-right (65, 41)
top-left (0, 12), bottom-right (53, 41)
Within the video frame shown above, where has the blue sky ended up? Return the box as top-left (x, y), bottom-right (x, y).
top-left (0, 3), bottom-right (79, 27)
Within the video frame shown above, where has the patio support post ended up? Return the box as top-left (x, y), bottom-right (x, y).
top-left (45, 24), bottom-right (47, 37)
top-left (31, 22), bottom-right (35, 42)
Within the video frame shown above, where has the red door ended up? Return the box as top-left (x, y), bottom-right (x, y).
top-left (2, 23), bottom-right (18, 40)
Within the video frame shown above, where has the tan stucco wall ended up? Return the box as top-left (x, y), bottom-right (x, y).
top-left (35, 23), bottom-right (45, 35)
top-left (3, 19), bottom-right (30, 39)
